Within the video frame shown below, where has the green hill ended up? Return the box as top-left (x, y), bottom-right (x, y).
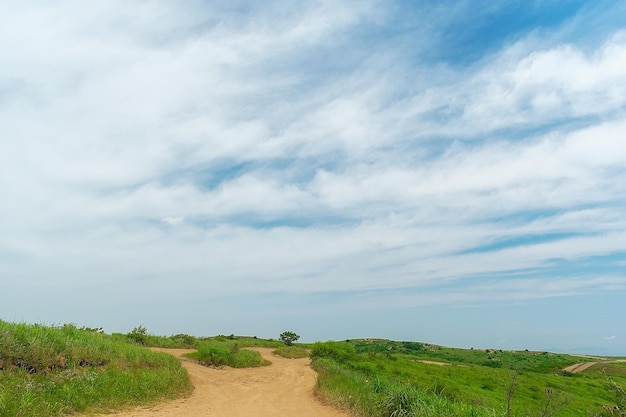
top-left (0, 320), bottom-right (191, 417)
top-left (312, 339), bottom-right (626, 417)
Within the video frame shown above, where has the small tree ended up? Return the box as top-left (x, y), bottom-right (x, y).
top-left (279, 331), bottom-right (300, 346)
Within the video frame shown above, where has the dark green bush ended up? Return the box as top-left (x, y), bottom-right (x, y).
top-left (279, 331), bottom-right (300, 346)
top-left (401, 341), bottom-right (424, 352)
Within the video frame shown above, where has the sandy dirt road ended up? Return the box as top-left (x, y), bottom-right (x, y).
top-left (563, 359), bottom-right (626, 373)
top-left (97, 348), bottom-right (350, 417)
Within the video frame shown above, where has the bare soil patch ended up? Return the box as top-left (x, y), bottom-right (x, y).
top-left (563, 359), bottom-right (626, 373)
top-left (413, 359), bottom-right (450, 366)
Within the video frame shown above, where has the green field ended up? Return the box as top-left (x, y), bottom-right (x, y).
top-left (311, 339), bottom-right (626, 417)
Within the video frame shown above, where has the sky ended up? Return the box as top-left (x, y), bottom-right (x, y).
top-left (1, 0), bottom-right (625, 355)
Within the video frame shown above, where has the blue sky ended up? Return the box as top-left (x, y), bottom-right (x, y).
top-left (1, 1), bottom-right (625, 355)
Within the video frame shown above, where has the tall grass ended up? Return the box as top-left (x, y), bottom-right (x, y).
top-left (313, 358), bottom-right (498, 417)
top-left (184, 340), bottom-right (270, 368)
top-left (118, 328), bottom-right (284, 349)
top-left (219, 335), bottom-right (283, 348)
top-left (311, 341), bottom-right (626, 417)
top-left (274, 345), bottom-right (310, 359)
top-left (115, 326), bottom-right (199, 348)
top-left (0, 320), bottom-right (192, 417)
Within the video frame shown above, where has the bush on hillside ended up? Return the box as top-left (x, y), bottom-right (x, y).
top-left (126, 325), bottom-right (149, 345)
top-left (310, 341), bottom-right (356, 362)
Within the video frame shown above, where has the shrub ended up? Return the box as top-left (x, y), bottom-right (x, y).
top-left (126, 325), bottom-right (149, 345)
top-left (310, 341), bottom-right (356, 362)
top-left (401, 341), bottom-right (424, 352)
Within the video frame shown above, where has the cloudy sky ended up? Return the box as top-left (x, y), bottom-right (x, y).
top-left (1, 0), bottom-right (625, 355)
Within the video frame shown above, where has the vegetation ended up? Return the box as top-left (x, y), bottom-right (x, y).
top-left (118, 328), bottom-right (283, 368)
top-left (311, 341), bottom-right (357, 362)
top-left (274, 345), bottom-right (310, 359)
top-left (311, 339), bottom-right (626, 417)
top-left (4, 318), bottom-right (624, 417)
top-left (117, 329), bottom-right (284, 350)
top-left (0, 320), bottom-right (191, 417)
top-left (346, 339), bottom-right (585, 373)
top-left (218, 335), bottom-right (283, 349)
top-left (279, 331), bottom-right (300, 346)
top-left (116, 327), bottom-right (199, 349)
top-left (184, 339), bottom-right (270, 368)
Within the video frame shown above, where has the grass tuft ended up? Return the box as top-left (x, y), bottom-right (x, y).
top-left (184, 340), bottom-right (270, 368)
top-left (274, 346), bottom-right (310, 359)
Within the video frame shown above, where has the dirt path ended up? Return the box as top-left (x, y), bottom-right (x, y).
top-left (98, 348), bottom-right (350, 417)
top-left (563, 359), bottom-right (626, 373)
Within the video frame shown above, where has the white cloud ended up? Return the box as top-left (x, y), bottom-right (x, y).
top-left (398, 30), bottom-right (626, 137)
top-left (161, 216), bottom-right (184, 226)
top-left (0, 1), bottom-right (625, 353)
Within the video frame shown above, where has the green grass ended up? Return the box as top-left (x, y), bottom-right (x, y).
top-left (5, 321), bottom-right (622, 417)
top-left (313, 357), bottom-right (500, 417)
top-left (184, 340), bottom-right (270, 368)
top-left (217, 335), bottom-right (283, 348)
top-left (274, 345), bottom-right (310, 358)
top-left (582, 362), bottom-right (626, 377)
top-left (0, 320), bottom-right (192, 417)
top-left (312, 340), bottom-right (626, 417)
top-left (118, 327), bottom-right (284, 350)
top-left (347, 339), bottom-right (587, 373)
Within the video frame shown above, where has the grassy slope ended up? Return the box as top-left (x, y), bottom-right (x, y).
top-left (0, 321), bottom-right (192, 417)
top-left (312, 339), bottom-right (626, 417)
